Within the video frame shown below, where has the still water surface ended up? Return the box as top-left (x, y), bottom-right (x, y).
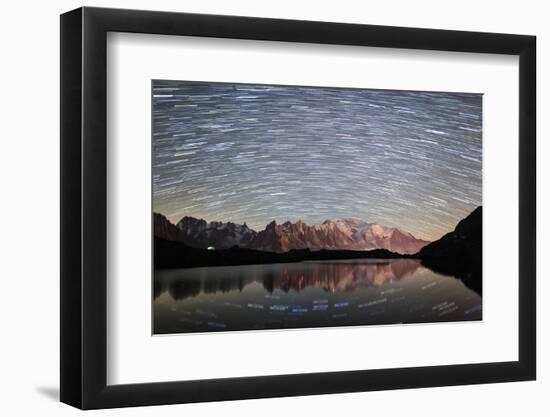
top-left (154, 259), bottom-right (481, 334)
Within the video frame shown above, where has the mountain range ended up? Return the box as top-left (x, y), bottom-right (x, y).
top-left (153, 213), bottom-right (430, 255)
top-left (153, 207), bottom-right (482, 295)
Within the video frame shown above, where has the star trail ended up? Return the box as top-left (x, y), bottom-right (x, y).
top-left (152, 80), bottom-right (482, 241)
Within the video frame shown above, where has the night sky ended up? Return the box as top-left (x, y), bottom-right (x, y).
top-left (152, 80), bottom-right (482, 241)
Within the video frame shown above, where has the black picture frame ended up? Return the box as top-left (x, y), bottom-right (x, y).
top-left (60, 6), bottom-right (536, 410)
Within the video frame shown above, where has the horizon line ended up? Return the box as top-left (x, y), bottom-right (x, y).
top-left (153, 207), bottom-right (482, 242)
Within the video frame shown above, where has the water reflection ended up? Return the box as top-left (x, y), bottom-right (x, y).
top-left (154, 259), bottom-right (481, 334)
top-left (156, 259), bottom-right (420, 301)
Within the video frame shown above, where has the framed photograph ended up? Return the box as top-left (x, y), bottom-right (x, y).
top-left (60, 6), bottom-right (536, 409)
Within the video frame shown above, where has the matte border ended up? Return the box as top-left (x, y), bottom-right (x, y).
top-left (60, 6), bottom-right (536, 409)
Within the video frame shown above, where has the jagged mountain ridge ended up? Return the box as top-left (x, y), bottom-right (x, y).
top-left (153, 213), bottom-right (430, 255)
top-left (174, 216), bottom-right (257, 249)
top-left (248, 218), bottom-right (429, 254)
top-left (153, 212), bottom-right (179, 241)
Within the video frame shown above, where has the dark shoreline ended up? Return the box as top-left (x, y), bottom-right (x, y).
top-left (154, 236), bottom-right (412, 270)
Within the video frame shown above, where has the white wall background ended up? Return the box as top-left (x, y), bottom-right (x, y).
top-left (0, 0), bottom-right (545, 415)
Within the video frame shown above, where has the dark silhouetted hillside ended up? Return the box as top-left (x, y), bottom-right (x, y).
top-left (154, 237), bottom-right (404, 270)
top-left (417, 206), bottom-right (482, 294)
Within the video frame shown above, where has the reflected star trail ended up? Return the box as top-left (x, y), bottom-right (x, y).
top-left (152, 80), bottom-right (482, 241)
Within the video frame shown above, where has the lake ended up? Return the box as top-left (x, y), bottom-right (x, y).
top-left (153, 259), bottom-right (481, 334)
